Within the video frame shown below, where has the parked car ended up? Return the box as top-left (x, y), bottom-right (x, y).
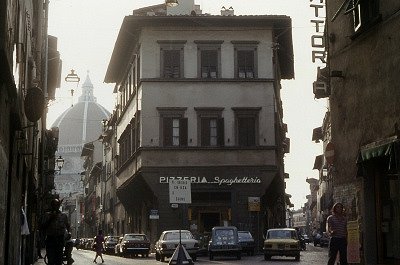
top-left (208, 226), bottom-right (241, 260)
top-left (314, 232), bottom-right (330, 247)
top-left (117, 233), bottom-right (150, 257)
top-left (155, 230), bottom-right (199, 262)
top-left (238, 231), bottom-right (255, 256)
top-left (263, 228), bottom-right (301, 261)
top-left (114, 237), bottom-right (123, 255)
top-left (302, 234), bottom-right (311, 243)
top-left (86, 238), bottom-right (94, 250)
top-left (103, 236), bottom-right (120, 254)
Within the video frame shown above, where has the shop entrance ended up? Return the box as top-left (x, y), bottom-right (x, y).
top-left (201, 212), bottom-right (220, 232)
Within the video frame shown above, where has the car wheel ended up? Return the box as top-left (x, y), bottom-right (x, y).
top-left (145, 253), bottom-right (149, 258)
top-left (314, 242), bottom-right (317, 246)
top-left (209, 252), bottom-right (213, 260)
top-left (250, 250), bottom-right (254, 256)
top-left (264, 254), bottom-right (271, 260)
top-left (295, 254), bottom-right (300, 261)
top-left (237, 252), bottom-right (241, 260)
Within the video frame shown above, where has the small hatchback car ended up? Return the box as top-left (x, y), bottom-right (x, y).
top-left (238, 231), bottom-right (255, 256)
top-left (155, 230), bottom-right (199, 262)
top-left (208, 226), bottom-right (241, 260)
top-left (263, 228), bottom-right (301, 261)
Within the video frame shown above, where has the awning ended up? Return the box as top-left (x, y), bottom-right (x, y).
top-left (116, 173), bottom-right (155, 209)
top-left (357, 136), bottom-right (399, 176)
top-left (313, 155), bottom-right (324, 170)
top-left (312, 127), bottom-right (323, 142)
top-left (358, 136), bottom-right (398, 162)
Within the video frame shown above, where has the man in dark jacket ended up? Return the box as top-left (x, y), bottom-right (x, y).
top-left (41, 199), bottom-right (70, 265)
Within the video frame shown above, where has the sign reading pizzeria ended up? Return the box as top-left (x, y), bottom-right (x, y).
top-left (160, 176), bottom-right (261, 185)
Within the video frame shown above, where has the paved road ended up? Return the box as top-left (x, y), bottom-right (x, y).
top-left (35, 244), bottom-right (329, 265)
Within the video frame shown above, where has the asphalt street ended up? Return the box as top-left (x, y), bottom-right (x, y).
top-left (34, 244), bottom-right (329, 265)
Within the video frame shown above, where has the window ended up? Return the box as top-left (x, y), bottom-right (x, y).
top-left (195, 40), bottom-right (223, 79)
top-left (348, 0), bottom-right (379, 32)
top-left (158, 40), bottom-right (186, 78)
top-left (195, 107), bottom-right (224, 147)
top-left (157, 107), bottom-right (188, 147)
top-left (232, 41), bottom-right (259, 79)
top-left (201, 50), bottom-right (218, 78)
top-left (233, 107), bottom-right (261, 147)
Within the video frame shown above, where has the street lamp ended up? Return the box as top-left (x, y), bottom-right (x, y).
top-left (55, 155), bottom-right (65, 172)
top-left (166, 0), bottom-right (179, 7)
top-left (65, 69), bottom-right (80, 106)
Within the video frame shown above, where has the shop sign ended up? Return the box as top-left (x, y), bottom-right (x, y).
top-left (149, 209), bottom-right (159, 219)
top-left (169, 179), bottom-right (192, 204)
top-left (248, 197), bottom-right (261, 212)
top-left (160, 176), bottom-right (261, 186)
top-left (347, 221), bottom-right (361, 263)
top-left (310, 0), bottom-right (326, 64)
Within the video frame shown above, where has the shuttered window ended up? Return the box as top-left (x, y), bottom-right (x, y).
top-left (238, 117), bottom-right (256, 146)
top-left (163, 117), bottom-right (188, 146)
top-left (201, 118), bottom-right (224, 146)
top-left (237, 50), bottom-right (255, 78)
top-left (163, 50), bottom-right (181, 78)
top-left (201, 50), bottom-right (218, 78)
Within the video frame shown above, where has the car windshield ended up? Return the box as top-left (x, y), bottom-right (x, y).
top-left (164, 232), bottom-right (193, 240)
top-left (214, 229), bottom-right (235, 244)
top-left (238, 232), bottom-right (253, 240)
top-left (106, 236), bottom-right (119, 242)
top-left (124, 234), bottom-right (147, 241)
top-left (267, 230), bottom-right (297, 240)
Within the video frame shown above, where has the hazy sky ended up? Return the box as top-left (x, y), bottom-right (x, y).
top-left (47, 0), bottom-right (327, 209)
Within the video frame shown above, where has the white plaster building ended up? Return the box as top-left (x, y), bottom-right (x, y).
top-left (104, 1), bottom-right (293, 248)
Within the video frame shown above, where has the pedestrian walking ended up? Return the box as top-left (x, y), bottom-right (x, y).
top-left (326, 202), bottom-right (348, 265)
top-left (93, 230), bottom-right (105, 263)
top-left (41, 198), bottom-right (70, 265)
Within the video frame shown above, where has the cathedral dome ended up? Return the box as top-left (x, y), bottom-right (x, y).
top-left (51, 73), bottom-right (110, 199)
top-left (52, 73), bottom-right (110, 146)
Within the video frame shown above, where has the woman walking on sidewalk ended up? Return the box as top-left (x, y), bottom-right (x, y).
top-left (93, 230), bottom-right (104, 263)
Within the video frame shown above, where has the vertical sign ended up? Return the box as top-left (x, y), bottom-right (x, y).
top-left (310, 0), bottom-right (326, 64)
top-left (169, 179), bottom-right (192, 204)
top-left (347, 220), bottom-right (361, 263)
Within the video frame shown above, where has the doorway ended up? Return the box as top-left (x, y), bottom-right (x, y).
top-left (200, 212), bottom-right (220, 232)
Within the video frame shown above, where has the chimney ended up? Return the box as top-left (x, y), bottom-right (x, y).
top-left (221, 6), bottom-right (234, 16)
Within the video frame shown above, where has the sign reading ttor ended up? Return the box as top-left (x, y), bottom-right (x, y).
top-left (169, 179), bottom-right (192, 204)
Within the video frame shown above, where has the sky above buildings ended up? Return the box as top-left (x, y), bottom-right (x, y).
top-left (47, 0), bottom-right (327, 209)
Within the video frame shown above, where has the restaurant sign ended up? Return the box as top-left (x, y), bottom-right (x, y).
top-left (310, 0), bottom-right (326, 64)
top-left (160, 176), bottom-right (261, 186)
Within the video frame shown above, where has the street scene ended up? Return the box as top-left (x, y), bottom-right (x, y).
top-left (35, 245), bottom-right (329, 265)
top-left (1, 0), bottom-right (400, 265)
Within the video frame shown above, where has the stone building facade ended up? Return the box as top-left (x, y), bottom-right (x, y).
top-left (103, 1), bottom-right (294, 249)
top-left (312, 1), bottom-right (400, 264)
top-left (0, 1), bottom-right (61, 264)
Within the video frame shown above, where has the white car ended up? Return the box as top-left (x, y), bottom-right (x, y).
top-left (155, 230), bottom-right (199, 262)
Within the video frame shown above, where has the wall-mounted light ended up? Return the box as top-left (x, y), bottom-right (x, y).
top-left (55, 155), bottom-right (65, 172)
top-left (166, 0), bottom-right (179, 7)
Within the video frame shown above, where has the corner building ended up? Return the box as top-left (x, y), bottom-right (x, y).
top-left (104, 1), bottom-right (294, 248)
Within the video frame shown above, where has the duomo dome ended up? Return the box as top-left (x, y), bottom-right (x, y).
top-left (52, 73), bottom-right (110, 198)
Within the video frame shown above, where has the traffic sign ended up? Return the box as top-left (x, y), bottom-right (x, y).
top-left (169, 179), bottom-right (191, 204)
